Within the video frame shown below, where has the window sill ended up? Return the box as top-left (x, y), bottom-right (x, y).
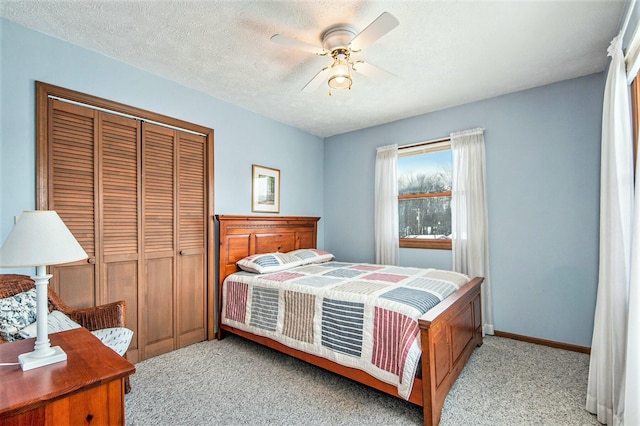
top-left (400, 239), bottom-right (452, 250)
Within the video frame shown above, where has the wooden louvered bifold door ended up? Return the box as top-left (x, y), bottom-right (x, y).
top-left (177, 131), bottom-right (207, 348)
top-left (99, 112), bottom-right (141, 362)
top-left (48, 99), bottom-right (98, 308)
top-left (38, 83), bottom-right (213, 362)
top-left (141, 122), bottom-right (176, 359)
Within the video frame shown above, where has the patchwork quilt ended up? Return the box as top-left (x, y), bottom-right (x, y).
top-left (221, 261), bottom-right (470, 399)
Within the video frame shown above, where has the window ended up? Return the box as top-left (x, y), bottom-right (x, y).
top-left (398, 140), bottom-right (452, 250)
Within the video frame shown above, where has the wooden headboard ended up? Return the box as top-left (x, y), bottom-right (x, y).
top-left (216, 215), bottom-right (320, 287)
top-left (216, 215), bottom-right (320, 337)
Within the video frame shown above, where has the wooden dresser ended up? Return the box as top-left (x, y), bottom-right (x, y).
top-left (0, 328), bottom-right (135, 425)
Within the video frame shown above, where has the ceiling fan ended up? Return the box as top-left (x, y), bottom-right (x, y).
top-left (270, 12), bottom-right (399, 95)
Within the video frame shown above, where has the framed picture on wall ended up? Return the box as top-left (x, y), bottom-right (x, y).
top-left (252, 164), bottom-right (280, 213)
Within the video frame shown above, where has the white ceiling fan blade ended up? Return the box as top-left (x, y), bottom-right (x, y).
top-left (352, 61), bottom-right (397, 79)
top-left (270, 34), bottom-right (327, 55)
top-left (349, 12), bottom-right (399, 52)
top-left (302, 67), bottom-right (330, 92)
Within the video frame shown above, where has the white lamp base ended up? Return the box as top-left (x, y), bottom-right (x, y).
top-left (19, 346), bottom-right (67, 371)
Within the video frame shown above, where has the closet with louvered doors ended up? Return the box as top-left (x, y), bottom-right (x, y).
top-left (141, 123), bottom-right (208, 359)
top-left (37, 82), bottom-right (213, 363)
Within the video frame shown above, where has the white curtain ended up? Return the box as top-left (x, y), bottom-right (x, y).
top-left (374, 144), bottom-right (399, 265)
top-left (450, 128), bottom-right (494, 334)
top-left (586, 34), bottom-right (634, 426)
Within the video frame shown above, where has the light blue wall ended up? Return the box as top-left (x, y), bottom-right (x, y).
top-left (0, 19), bottom-right (325, 277)
top-left (324, 74), bottom-right (604, 347)
top-left (1, 18), bottom-right (606, 347)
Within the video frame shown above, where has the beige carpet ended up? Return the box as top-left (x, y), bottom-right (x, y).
top-left (125, 334), bottom-right (598, 425)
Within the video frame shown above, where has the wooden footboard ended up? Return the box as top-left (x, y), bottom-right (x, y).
top-left (419, 276), bottom-right (483, 426)
top-left (216, 215), bottom-right (483, 426)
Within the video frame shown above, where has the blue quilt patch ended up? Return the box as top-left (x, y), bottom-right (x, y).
top-left (323, 268), bottom-right (364, 279)
top-left (316, 262), bottom-right (353, 268)
top-left (321, 298), bottom-right (364, 356)
top-left (379, 287), bottom-right (441, 315)
top-left (405, 278), bottom-right (457, 299)
top-left (249, 287), bottom-right (279, 331)
top-left (252, 255), bottom-right (280, 267)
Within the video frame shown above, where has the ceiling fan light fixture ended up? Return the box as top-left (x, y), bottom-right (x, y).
top-left (328, 59), bottom-right (352, 90)
top-left (327, 50), bottom-right (352, 92)
top-left (271, 12), bottom-right (399, 95)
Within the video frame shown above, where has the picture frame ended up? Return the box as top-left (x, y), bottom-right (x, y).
top-left (251, 164), bottom-right (280, 213)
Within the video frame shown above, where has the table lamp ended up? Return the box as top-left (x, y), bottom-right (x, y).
top-left (0, 210), bottom-right (88, 371)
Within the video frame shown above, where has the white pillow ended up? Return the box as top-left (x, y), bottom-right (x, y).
top-left (91, 327), bottom-right (133, 356)
top-left (289, 249), bottom-right (335, 265)
top-left (19, 310), bottom-right (82, 339)
top-left (0, 289), bottom-right (37, 342)
top-left (236, 252), bottom-right (303, 274)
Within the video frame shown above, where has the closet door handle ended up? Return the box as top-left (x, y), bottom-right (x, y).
top-left (179, 250), bottom-right (185, 256)
top-left (87, 258), bottom-right (96, 264)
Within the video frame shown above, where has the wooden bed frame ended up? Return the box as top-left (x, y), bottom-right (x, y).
top-left (216, 215), bottom-right (483, 426)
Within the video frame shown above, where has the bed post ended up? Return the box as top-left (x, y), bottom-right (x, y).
top-left (418, 277), bottom-right (484, 426)
top-left (420, 323), bottom-right (439, 426)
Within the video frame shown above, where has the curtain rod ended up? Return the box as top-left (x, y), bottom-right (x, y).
top-left (48, 95), bottom-right (207, 137)
top-left (397, 127), bottom-right (485, 150)
top-left (398, 136), bottom-right (450, 150)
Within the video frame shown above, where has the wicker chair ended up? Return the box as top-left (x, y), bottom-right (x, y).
top-left (0, 274), bottom-right (132, 393)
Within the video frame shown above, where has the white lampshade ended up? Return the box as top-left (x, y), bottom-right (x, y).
top-left (0, 210), bottom-right (87, 370)
top-left (328, 58), bottom-right (352, 90)
top-left (0, 210), bottom-right (88, 268)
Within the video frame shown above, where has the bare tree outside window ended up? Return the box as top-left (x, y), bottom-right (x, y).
top-left (398, 143), bottom-right (452, 250)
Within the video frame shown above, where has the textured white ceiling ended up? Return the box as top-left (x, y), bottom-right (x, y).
top-left (0, 0), bottom-right (626, 137)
